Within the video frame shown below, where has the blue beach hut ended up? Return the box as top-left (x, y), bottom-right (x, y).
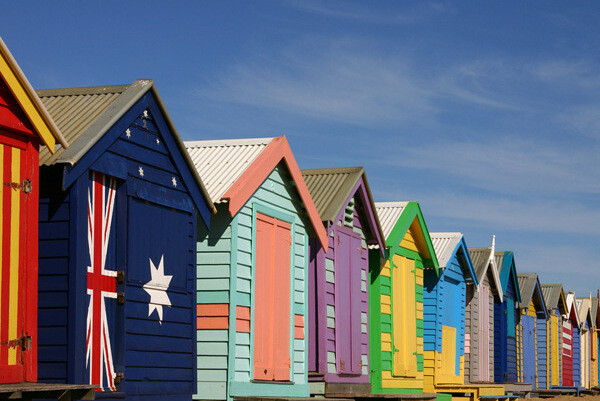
top-left (37, 80), bottom-right (214, 401)
top-left (423, 233), bottom-right (478, 392)
top-left (517, 273), bottom-right (548, 389)
top-left (494, 251), bottom-right (521, 384)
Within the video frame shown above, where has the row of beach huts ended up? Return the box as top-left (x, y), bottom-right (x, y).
top-left (0, 37), bottom-right (598, 401)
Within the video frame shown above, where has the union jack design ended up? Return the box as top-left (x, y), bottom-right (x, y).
top-left (86, 171), bottom-right (118, 392)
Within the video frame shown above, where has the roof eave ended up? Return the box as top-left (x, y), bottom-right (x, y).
top-left (223, 136), bottom-right (328, 250)
top-left (149, 86), bottom-right (216, 215)
top-left (0, 36), bottom-right (68, 151)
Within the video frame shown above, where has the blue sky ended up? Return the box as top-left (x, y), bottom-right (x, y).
top-left (2, 1), bottom-right (599, 295)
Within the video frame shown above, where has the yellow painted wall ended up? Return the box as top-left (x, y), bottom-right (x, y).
top-left (380, 248), bottom-right (425, 390)
top-left (551, 314), bottom-right (560, 387)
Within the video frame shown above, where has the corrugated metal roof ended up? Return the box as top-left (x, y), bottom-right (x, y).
top-left (374, 202), bottom-right (409, 239)
top-left (185, 138), bottom-right (273, 202)
top-left (430, 232), bottom-right (462, 268)
top-left (469, 247), bottom-right (493, 282)
top-left (37, 84), bottom-right (130, 165)
top-left (518, 273), bottom-right (542, 309)
top-left (33, 79), bottom-right (214, 220)
top-left (541, 284), bottom-right (563, 310)
top-left (301, 167), bottom-right (363, 222)
top-left (494, 252), bottom-right (505, 276)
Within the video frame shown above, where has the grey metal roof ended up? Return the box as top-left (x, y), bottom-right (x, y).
top-left (469, 247), bottom-right (493, 282)
top-left (301, 167), bottom-right (364, 222)
top-left (37, 83), bottom-right (131, 165)
top-left (430, 232), bottom-right (462, 268)
top-left (592, 297), bottom-right (599, 326)
top-left (541, 284), bottom-right (564, 310)
top-left (35, 79), bottom-right (214, 213)
top-left (494, 252), bottom-right (505, 276)
top-left (374, 202), bottom-right (409, 239)
top-left (184, 138), bottom-right (273, 202)
top-left (518, 273), bottom-right (546, 311)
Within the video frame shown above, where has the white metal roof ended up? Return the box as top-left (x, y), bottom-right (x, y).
top-left (429, 232), bottom-right (463, 268)
top-left (374, 201), bottom-right (409, 239)
top-left (185, 137), bottom-right (273, 202)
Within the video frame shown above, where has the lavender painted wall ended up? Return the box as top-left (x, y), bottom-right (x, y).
top-left (308, 177), bottom-right (380, 384)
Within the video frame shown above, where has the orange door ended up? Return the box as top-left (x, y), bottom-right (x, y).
top-left (0, 132), bottom-right (37, 383)
top-left (253, 212), bottom-right (291, 381)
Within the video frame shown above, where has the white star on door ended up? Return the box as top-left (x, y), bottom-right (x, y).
top-left (143, 255), bottom-right (172, 324)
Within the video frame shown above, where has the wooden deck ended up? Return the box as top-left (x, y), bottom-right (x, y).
top-left (0, 383), bottom-right (96, 400)
top-left (434, 383), bottom-right (506, 401)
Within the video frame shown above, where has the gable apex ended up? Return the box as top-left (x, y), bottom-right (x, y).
top-left (0, 36), bottom-right (67, 152)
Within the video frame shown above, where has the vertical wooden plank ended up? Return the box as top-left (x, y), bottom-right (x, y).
top-left (253, 214), bottom-right (273, 380)
top-left (350, 234), bottom-right (362, 374)
top-left (1, 145), bottom-right (11, 369)
top-left (441, 326), bottom-right (457, 378)
top-left (253, 213), bottom-right (291, 381)
top-left (392, 255), bottom-right (403, 377)
top-left (335, 229), bottom-right (352, 374)
top-left (272, 221), bottom-right (291, 381)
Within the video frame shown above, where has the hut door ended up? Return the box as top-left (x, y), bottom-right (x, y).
top-left (522, 315), bottom-right (536, 384)
top-left (253, 213), bottom-right (291, 381)
top-left (0, 135), bottom-right (33, 383)
top-left (478, 283), bottom-right (490, 381)
top-left (334, 227), bottom-right (362, 375)
top-left (84, 172), bottom-right (124, 392)
top-left (551, 315), bottom-right (560, 386)
top-left (391, 254), bottom-right (417, 377)
top-left (563, 320), bottom-right (573, 386)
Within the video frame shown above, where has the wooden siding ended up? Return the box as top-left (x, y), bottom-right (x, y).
top-left (549, 313), bottom-right (561, 387)
top-left (537, 315), bottom-right (548, 389)
top-left (465, 274), bottom-right (494, 383)
top-left (37, 94), bottom-right (205, 401)
top-left (232, 164), bottom-right (309, 397)
top-left (581, 324), bottom-right (590, 388)
top-left (591, 328), bottom-right (598, 387)
top-left (0, 79), bottom-right (39, 384)
top-left (309, 197), bottom-right (370, 383)
top-left (195, 203), bottom-right (232, 399)
top-left (494, 272), bottom-right (518, 383)
top-left (423, 249), bottom-right (468, 391)
top-left (563, 320), bottom-right (573, 386)
top-left (38, 170), bottom-right (70, 383)
top-left (573, 325), bottom-right (581, 387)
top-left (369, 223), bottom-right (427, 394)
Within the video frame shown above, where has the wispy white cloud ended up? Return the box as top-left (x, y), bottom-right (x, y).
top-left (285, 0), bottom-right (453, 25)
top-left (380, 137), bottom-right (600, 197)
top-left (199, 39), bottom-right (435, 126)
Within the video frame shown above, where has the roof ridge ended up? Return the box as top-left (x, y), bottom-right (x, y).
top-left (301, 166), bottom-right (363, 175)
top-left (184, 137), bottom-right (274, 148)
top-left (37, 84), bottom-right (132, 97)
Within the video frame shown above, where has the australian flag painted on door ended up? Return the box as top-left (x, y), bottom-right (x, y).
top-left (37, 80), bottom-right (213, 401)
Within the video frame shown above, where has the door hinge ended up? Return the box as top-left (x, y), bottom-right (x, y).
top-left (117, 270), bottom-right (125, 284)
top-left (117, 293), bottom-right (125, 305)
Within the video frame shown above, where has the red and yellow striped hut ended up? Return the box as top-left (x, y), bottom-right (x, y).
top-left (0, 36), bottom-right (66, 384)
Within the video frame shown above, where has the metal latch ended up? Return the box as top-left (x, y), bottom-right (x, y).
top-left (114, 372), bottom-right (124, 384)
top-left (0, 335), bottom-right (31, 350)
top-left (21, 179), bottom-right (32, 193)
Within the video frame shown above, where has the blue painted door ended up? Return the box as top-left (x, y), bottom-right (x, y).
top-left (125, 196), bottom-right (195, 396)
top-left (522, 315), bottom-right (536, 384)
